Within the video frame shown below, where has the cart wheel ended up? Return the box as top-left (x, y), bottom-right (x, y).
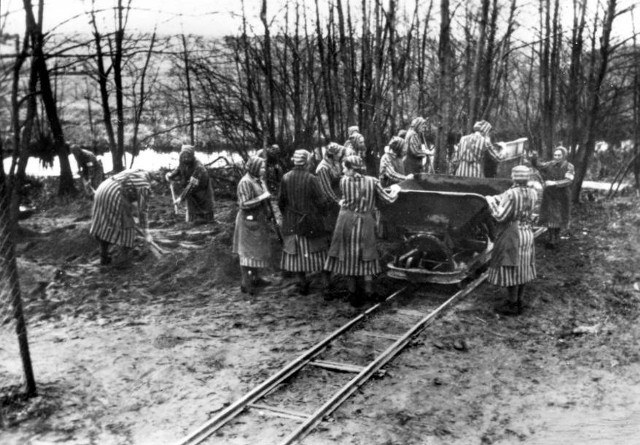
top-left (407, 233), bottom-right (456, 272)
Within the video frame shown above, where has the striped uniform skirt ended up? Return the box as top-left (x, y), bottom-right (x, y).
top-left (90, 178), bottom-right (136, 248)
top-left (281, 235), bottom-right (327, 273)
top-left (488, 225), bottom-right (536, 287)
top-left (239, 256), bottom-right (269, 268)
top-left (455, 161), bottom-right (483, 178)
top-left (324, 220), bottom-right (381, 277)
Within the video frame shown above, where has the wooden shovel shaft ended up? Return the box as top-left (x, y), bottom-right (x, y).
top-left (169, 182), bottom-right (179, 215)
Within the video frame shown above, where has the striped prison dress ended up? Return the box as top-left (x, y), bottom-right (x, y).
top-left (232, 173), bottom-right (272, 269)
top-left (379, 151), bottom-right (408, 187)
top-left (344, 133), bottom-right (366, 158)
top-left (453, 131), bottom-right (501, 178)
top-left (315, 159), bottom-right (342, 204)
top-left (90, 169), bottom-right (151, 248)
top-left (487, 185), bottom-right (538, 287)
top-left (325, 174), bottom-right (398, 276)
top-left (278, 167), bottom-right (330, 273)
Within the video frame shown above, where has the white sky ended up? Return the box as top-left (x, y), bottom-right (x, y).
top-left (0, 0), bottom-right (637, 41)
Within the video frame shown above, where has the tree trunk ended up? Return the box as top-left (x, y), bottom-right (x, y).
top-left (571, 0), bottom-right (617, 202)
top-left (435, 0), bottom-right (453, 173)
top-left (181, 33), bottom-right (195, 146)
top-left (468, 0), bottom-right (490, 130)
top-left (23, 0), bottom-right (75, 195)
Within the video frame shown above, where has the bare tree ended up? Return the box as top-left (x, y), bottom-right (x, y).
top-left (572, 0), bottom-right (618, 201)
top-left (22, 0), bottom-right (75, 194)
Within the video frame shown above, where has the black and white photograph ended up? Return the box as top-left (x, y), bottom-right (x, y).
top-left (1, 0), bottom-right (639, 443)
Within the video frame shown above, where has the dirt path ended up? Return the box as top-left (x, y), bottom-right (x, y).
top-left (2, 186), bottom-right (640, 444)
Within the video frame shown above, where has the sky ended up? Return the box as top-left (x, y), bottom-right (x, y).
top-left (0, 0), bottom-right (637, 42)
top-left (0, 0), bottom-right (268, 36)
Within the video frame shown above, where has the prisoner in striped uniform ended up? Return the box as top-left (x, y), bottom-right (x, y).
top-left (315, 142), bottom-right (345, 232)
top-left (486, 165), bottom-right (538, 316)
top-left (532, 146), bottom-right (575, 248)
top-left (403, 117), bottom-right (434, 175)
top-left (453, 120), bottom-right (502, 178)
top-left (90, 169), bottom-right (152, 265)
top-left (325, 155), bottom-right (400, 306)
top-left (380, 136), bottom-right (414, 187)
top-left (343, 126), bottom-right (366, 158)
top-left (279, 150), bottom-right (331, 295)
top-left (165, 144), bottom-right (215, 224)
top-left (232, 156), bottom-right (274, 295)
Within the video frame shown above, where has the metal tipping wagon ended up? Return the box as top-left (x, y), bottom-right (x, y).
top-left (381, 137), bottom-right (537, 284)
top-left (381, 174), bottom-right (515, 284)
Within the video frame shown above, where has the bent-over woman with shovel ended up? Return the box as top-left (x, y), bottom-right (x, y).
top-left (90, 169), bottom-right (154, 266)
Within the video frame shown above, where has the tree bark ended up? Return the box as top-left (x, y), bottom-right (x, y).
top-left (572, 0), bottom-right (617, 202)
top-left (23, 0), bottom-right (75, 195)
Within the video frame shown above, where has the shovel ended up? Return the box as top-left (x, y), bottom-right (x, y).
top-left (136, 227), bottom-right (168, 258)
top-left (169, 181), bottom-right (179, 215)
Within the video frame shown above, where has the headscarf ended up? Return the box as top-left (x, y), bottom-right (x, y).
top-left (511, 165), bottom-right (531, 183)
top-left (410, 117), bottom-right (426, 132)
top-left (473, 120), bottom-right (492, 136)
top-left (388, 136), bottom-right (404, 156)
top-left (347, 126), bottom-right (360, 136)
top-left (179, 144), bottom-right (196, 164)
top-left (291, 149), bottom-right (311, 166)
top-left (246, 156), bottom-right (265, 179)
top-left (554, 146), bottom-right (568, 160)
top-left (325, 142), bottom-right (345, 160)
top-left (343, 155), bottom-right (365, 173)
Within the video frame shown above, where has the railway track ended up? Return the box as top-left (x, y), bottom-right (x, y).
top-left (176, 227), bottom-right (546, 445)
top-left (176, 271), bottom-right (492, 445)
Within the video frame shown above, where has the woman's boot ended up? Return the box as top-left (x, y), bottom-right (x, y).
top-left (252, 268), bottom-right (271, 287)
top-left (516, 284), bottom-right (526, 314)
top-left (496, 286), bottom-right (519, 316)
top-left (296, 272), bottom-right (310, 295)
top-left (347, 277), bottom-right (363, 307)
top-left (241, 266), bottom-right (255, 295)
top-left (99, 239), bottom-right (111, 265)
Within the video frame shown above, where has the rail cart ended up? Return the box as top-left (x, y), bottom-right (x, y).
top-left (382, 174), bottom-right (516, 284)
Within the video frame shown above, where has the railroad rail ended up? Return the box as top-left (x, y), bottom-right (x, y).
top-left (177, 227), bottom-right (547, 445)
top-left (176, 278), bottom-right (484, 445)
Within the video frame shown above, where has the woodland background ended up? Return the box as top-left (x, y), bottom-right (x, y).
top-left (1, 0), bottom-right (639, 217)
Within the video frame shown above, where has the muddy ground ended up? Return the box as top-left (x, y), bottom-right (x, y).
top-left (1, 175), bottom-right (640, 445)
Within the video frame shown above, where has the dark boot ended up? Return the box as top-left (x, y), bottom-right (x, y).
top-left (296, 272), bottom-right (310, 295)
top-left (252, 268), bottom-right (271, 287)
top-left (240, 266), bottom-right (255, 295)
top-left (516, 284), bottom-right (526, 314)
top-left (99, 240), bottom-right (111, 265)
top-left (322, 271), bottom-right (340, 301)
top-left (495, 286), bottom-right (520, 316)
top-left (347, 277), bottom-right (364, 307)
top-left (547, 228), bottom-right (559, 249)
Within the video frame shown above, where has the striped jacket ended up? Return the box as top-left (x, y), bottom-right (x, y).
top-left (487, 185), bottom-right (537, 287)
top-left (89, 169), bottom-right (151, 247)
top-left (325, 174), bottom-right (398, 276)
top-left (315, 159), bottom-right (341, 203)
top-left (454, 131), bottom-right (501, 177)
top-left (278, 167), bottom-right (329, 238)
top-left (379, 151), bottom-right (407, 187)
